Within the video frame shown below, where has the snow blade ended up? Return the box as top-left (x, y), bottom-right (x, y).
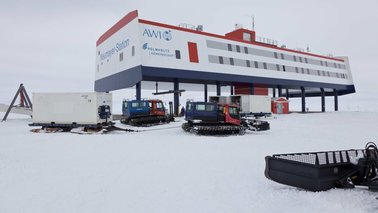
top-left (265, 143), bottom-right (378, 192)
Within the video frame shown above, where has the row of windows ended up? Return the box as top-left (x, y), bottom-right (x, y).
top-left (207, 40), bottom-right (346, 70)
top-left (97, 46), bottom-right (136, 72)
top-left (119, 46), bottom-right (136, 62)
top-left (208, 55), bottom-right (349, 79)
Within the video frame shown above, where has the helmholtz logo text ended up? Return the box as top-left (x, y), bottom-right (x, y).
top-left (142, 43), bottom-right (174, 58)
top-left (143, 28), bottom-right (172, 41)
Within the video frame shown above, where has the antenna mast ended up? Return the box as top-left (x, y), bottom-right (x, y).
top-left (252, 15), bottom-right (255, 31)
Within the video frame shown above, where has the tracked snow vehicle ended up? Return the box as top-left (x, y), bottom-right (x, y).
top-left (265, 142), bottom-right (378, 191)
top-left (120, 99), bottom-right (173, 126)
top-left (182, 102), bottom-right (269, 135)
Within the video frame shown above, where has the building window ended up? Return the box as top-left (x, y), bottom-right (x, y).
top-left (299, 57), bottom-right (303, 63)
top-left (283, 65), bottom-right (286, 72)
top-left (243, 32), bottom-right (251, 41)
top-left (276, 64), bottom-right (280, 71)
top-left (320, 61), bottom-right (323, 66)
top-left (119, 52), bottom-right (123, 61)
top-left (236, 45), bottom-right (240, 53)
top-left (280, 53), bottom-right (284, 60)
top-left (230, 58), bottom-right (234, 65)
top-left (322, 71), bottom-right (326, 76)
top-left (293, 56), bottom-right (297, 62)
top-left (301, 68), bottom-right (305, 74)
top-left (175, 50), bottom-right (181, 59)
top-left (274, 52), bottom-right (278, 59)
top-left (327, 71), bottom-right (330, 77)
top-left (263, 62), bottom-right (267, 69)
top-left (338, 64), bottom-right (341, 69)
top-left (295, 67), bottom-right (299, 73)
top-left (305, 58), bottom-right (308, 63)
top-left (254, 61), bottom-right (258, 68)
top-left (325, 61), bottom-right (328, 67)
top-left (334, 63), bottom-right (337, 68)
top-left (227, 44), bottom-right (232, 51)
top-left (246, 60), bottom-right (251, 67)
top-left (307, 69), bottom-right (310, 74)
top-left (317, 70), bottom-right (321, 76)
top-left (132, 46), bottom-right (135, 56)
top-left (336, 73), bottom-right (339, 78)
top-left (219, 56), bottom-right (224, 64)
top-left (244, 47), bottom-right (248, 54)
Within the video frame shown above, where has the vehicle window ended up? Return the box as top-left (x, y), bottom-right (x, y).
top-left (131, 102), bottom-right (139, 108)
top-left (206, 105), bottom-right (215, 111)
top-left (229, 107), bottom-right (239, 115)
top-left (156, 102), bottom-right (163, 109)
top-left (196, 104), bottom-right (206, 111)
top-left (148, 102), bottom-right (152, 108)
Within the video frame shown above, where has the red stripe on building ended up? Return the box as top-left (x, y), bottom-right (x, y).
top-left (139, 19), bottom-right (344, 62)
top-left (254, 87), bottom-right (269, 95)
top-left (96, 10), bottom-right (139, 46)
top-left (188, 42), bottom-right (199, 63)
top-left (234, 83), bottom-right (268, 95)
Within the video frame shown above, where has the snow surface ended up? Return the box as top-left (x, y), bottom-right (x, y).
top-left (1, 112), bottom-right (378, 213)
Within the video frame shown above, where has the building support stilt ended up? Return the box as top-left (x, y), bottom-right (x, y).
top-left (301, 87), bottom-right (306, 113)
top-left (136, 82), bottom-right (141, 100)
top-left (204, 84), bottom-right (208, 102)
top-left (321, 88), bottom-right (325, 112)
top-left (250, 83), bottom-right (255, 95)
top-left (285, 88), bottom-right (289, 99)
top-left (334, 89), bottom-right (338, 111)
top-left (174, 79), bottom-right (179, 116)
top-left (216, 81), bottom-right (221, 96)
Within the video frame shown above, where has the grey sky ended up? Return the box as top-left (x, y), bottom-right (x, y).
top-left (1, 0), bottom-right (377, 106)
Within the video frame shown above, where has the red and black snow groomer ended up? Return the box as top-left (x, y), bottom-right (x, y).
top-left (265, 142), bottom-right (378, 191)
top-left (182, 101), bottom-right (269, 135)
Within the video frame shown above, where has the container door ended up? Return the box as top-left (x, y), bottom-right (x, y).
top-left (277, 103), bottom-right (283, 114)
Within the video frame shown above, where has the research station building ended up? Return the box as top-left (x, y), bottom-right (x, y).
top-left (94, 10), bottom-right (355, 115)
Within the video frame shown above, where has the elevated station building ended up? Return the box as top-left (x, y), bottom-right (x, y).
top-left (95, 10), bottom-right (355, 114)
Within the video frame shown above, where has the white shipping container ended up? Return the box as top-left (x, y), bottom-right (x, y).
top-left (243, 95), bottom-right (271, 114)
top-left (209, 95), bottom-right (271, 114)
top-left (32, 92), bottom-right (112, 125)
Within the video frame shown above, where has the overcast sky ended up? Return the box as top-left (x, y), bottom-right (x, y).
top-left (1, 0), bottom-right (377, 109)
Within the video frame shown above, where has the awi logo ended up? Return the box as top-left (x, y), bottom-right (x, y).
top-left (143, 28), bottom-right (172, 41)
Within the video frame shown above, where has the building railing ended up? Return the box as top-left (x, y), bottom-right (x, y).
top-left (177, 23), bottom-right (203, 31)
top-left (255, 36), bottom-right (278, 46)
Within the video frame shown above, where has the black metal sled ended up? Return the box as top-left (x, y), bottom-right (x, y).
top-left (265, 142), bottom-right (378, 191)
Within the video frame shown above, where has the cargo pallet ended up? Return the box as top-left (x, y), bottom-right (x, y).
top-left (265, 142), bottom-right (378, 191)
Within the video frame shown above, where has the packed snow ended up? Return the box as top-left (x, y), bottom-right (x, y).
top-left (1, 111), bottom-right (378, 213)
